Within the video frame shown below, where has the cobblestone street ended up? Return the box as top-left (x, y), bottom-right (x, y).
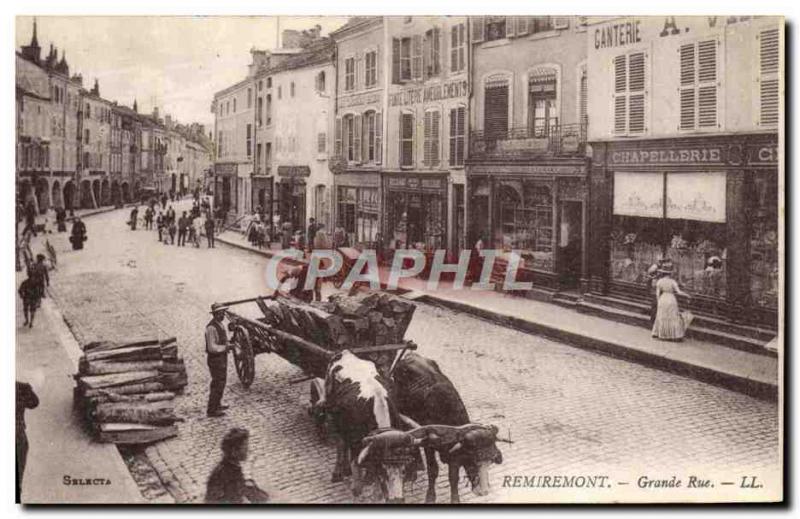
top-left (42, 208), bottom-right (780, 504)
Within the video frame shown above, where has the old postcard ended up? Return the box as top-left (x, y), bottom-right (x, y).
top-left (14, 14), bottom-right (783, 505)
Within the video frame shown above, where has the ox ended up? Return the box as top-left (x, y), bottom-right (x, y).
top-left (393, 352), bottom-right (504, 503)
top-left (316, 350), bottom-right (421, 503)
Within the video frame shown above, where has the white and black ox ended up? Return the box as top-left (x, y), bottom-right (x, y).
top-left (393, 353), bottom-right (506, 503)
top-left (317, 350), bottom-right (422, 503)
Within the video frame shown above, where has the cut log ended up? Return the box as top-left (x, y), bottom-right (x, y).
top-left (88, 391), bottom-right (175, 405)
top-left (84, 338), bottom-right (160, 353)
top-left (97, 424), bottom-right (178, 444)
top-left (83, 360), bottom-right (164, 376)
top-left (93, 400), bottom-right (176, 425)
top-left (158, 360), bottom-right (186, 373)
top-left (159, 337), bottom-right (177, 346)
top-left (79, 370), bottom-right (161, 390)
top-left (82, 381), bottom-right (166, 398)
top-left (160, 344), bottom-right (178, 360)
top-left (84, 345), bottom-right (163, 363)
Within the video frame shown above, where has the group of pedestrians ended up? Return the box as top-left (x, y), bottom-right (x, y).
top-left (128, 197), bottom-right (217, 249)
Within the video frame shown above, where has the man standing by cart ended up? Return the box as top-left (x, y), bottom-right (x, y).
top-left (206, 306), bottom-right (230, 417)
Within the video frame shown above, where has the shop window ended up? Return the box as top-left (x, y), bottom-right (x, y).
top-left (449, 106), bottom-right (466, 166)
top-left (528, 68), bottom-right (558, 137)
top-left (613, 51), bottom-right (647, 135)
top-left (365, 51), bottom-right (377, 87)
top-left (758, 27), bottom-right (780, 127)
top-left (423, 110), bottom-right (441, 167)
top-left (388, 191), bottom-right (446, 250)
top-left (423, 27), bottom-right (441, 79)
top-left (338, 187), bottom-right (357, 235)
top-left (679, 39), bottom-right (719, 130)
top-left (749, 171), bottom-right (778, 308)
top-left (400, 112), bottom-right (415, 167)
top-left (494, 182), bottom-right (554, 271)
top-left (450, 23), bottom-right (466, 73)
top-left (345, 57), bottom-right (356, 91)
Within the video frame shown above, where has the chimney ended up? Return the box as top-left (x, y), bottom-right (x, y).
top-left (92, 78), bottom-right (100, 96)
top-left (153, 106), bottom-right (159, 121)
top-left (133, 99), bottom-right (138, 113)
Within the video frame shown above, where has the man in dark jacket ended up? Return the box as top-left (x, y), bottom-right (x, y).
top-left (205, 308), bottom-right (230, 417)
top-left (17, 381), bottom-right (39, 496)
top-left (27, 254), bottom-right (49, 301)
top-left (177, 212), bottom-right (189, 246)
top-left (205, 428), bottom-right (269, 504)
top-left (129, 206), bottom-right (139, 230)
top-left (205, 213), bottom-right (216, 248)
top-left (70, 217), bottom-right (87, 250)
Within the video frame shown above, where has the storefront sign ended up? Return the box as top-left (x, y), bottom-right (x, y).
top-left (214, 163), bottom-right (236, 176)
top-left (610, 147), bottom-right (723, 165)
top-left (613, 172), bottom-right (663, 218)
top-left (594, 18), bottom-right (642, 50)
top-left (666, 171), bottom-right (726, 223)
top-left (388, 80), bottom-right (469, 107)
top-left (277, 165), bottom-right (311, 177)
top-left (339, 91), bottom-right (382, 109)
top-left (387, 175), bottom-right (445, 191)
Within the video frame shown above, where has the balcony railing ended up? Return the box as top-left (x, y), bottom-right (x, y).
top-left (470, 122), bottom-right (587, 159)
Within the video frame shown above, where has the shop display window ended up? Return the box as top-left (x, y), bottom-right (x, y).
top-left (387, 190), bottom-right (446, 250)
top-left (493, 181), bottom-right (554, 272)
top-left (749, 171), bottom-right (779, 309)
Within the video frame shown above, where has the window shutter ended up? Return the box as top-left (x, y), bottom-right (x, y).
top-left (375, 111), bottom-right (382, 164)
top-left (392, 38), bottom-right (400, 84)
top-left (613, 55), bottom-right (627, 134)
top-left (353, 114), bottom-right (362, 163)
top-left (335, 117), bottom-right (342, 158)
top-left (506, 17), bottom-right (516, 38)
top-left (579, 65), bottom-right (588, 126)
top-left (375, 44), bottom-right (381, 85)
top-left (459, 24), bottom-right (466, 71)
top-left (423, 31), bottom-right (431, 80)
top-left (399, 112), bottom-right (405, 165)
top-left (412, 35), bottom-right (423, 79)
top-left (457, 106), bottom-right (465, 166)
top-left (451, 26), bottom-right (459, 73)
top-left (697, 40), bottom-right (718, 128)
top-left (449, 108), bottom-right (457, 165)
top-left (472, 16), bottom-right (485, 43)
top-left (424, 111), bottom-right (432, 166)
top-left (679, 43), bottom-right (696, 130)
top-left (628, 52), bottom-right (646, 133)
top-left (432, 110), bottom-right (441, 166)
top-left (516, 17), bottom-right (530, 36)
top-left (434, 28), bottom-right (441, 76)
top-left (759, 28), bottom-right (780, 126)
top-left (484, 82), bottom-right (509, 139)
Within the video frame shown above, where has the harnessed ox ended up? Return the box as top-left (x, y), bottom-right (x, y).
top-left (316, 350), bottom-right (422, 503)
top-left (393, 352), bottom-right (505, 503)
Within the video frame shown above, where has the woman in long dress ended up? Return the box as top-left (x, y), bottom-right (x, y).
top-left (652, 270), bottom-right (692, 341)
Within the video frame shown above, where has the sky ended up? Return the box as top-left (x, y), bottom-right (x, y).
top-left (15, 16), bottom-right (349, 131)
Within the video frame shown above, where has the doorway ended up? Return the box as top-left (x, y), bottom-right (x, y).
top-left (558, 201), bottom-right (583, 288)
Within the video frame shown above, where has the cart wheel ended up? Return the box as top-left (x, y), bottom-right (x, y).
top-left (232, 326), bottom-right (256, 388)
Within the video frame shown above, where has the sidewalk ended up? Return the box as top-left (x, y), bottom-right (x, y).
top-left (210, 229), bottom-right (778, 401)
top-left (16, 274), bottom-right (144, 504)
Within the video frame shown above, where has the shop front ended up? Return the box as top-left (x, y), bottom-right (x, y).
top-left (383, 172), bottom-right (448, 252)
top-left (275, 166), bottom-right (310, 235)
top-left (588, 133), bottom-right (779, 328)
top-left (251, 175), bottom-right (273, 218)
top-left (213, 162), bottom-right (237, 215)
top-left (467, 160), bottom-right (588, 291)
top-left (333, 170), bottom-right (381, 250)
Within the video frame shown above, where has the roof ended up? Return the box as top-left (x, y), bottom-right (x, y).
top-left (266, 37), bottom-right (334, 75)
top-left (329, 16), bottom-right (382, 39)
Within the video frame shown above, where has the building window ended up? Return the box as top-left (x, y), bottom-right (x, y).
top-left (316, 71), bottom-right (326, 92)
top-left (267, 77), bottom-right (272, 88)
top-left (345, 57), bottom-right (356, 91)
top-left (258, 80), bottom-right (263, 92)
top-left (233, 98), bottom-right (237, 113)
top-left (613, 51), bottom-right (647, 135)
top-left (343, 114), bottom-right (355, 162)
top-left (218, 131), bottom-right (223, 157)
top-left (257, 96), bottom-right (263, 126)
top-left (318, 132), bottom-right (326, 154)
top-left (449, 106), bottom-right (465, 166)
top-left (290, 82), bottom-right (295, 97)
top-left (266, 94), bottom-right (272, 125)
top-left (486, 16), bottom-right (507, 41)
top-left (86, 103), bottom-right (91, 118)
top-left (363, 110), bottom-right (376, 162)
top-left (451, 23), bottom-right (466, 73)
top-left (679, 39), bottom-right (719, 130)
top-left (484, 76), bottom-right (510, 140)
top-left (256, 143), bottom-right (262, 172)
top-left (365, 51), bottom-right (377, 87)
top-left (528, 68), bottom-right (558, 137)
top-left (400, 112), bottom-right (414, 167)
top-left (247, 88), bottom-right (252, 108)
top-left (758, 27), bottom-right (780, 127)
top-left (423, 28), bottom-right (441, 79)
top-left (423, 110), bottom-right (441, 167)
top-left (392, 36), bottom-right (421, 83)
top-left (226, 101), bottom-right (230, 115)
top-left (84, 129), bottom-right (90, 144)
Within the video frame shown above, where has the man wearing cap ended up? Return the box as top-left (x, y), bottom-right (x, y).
top-left (205, 427), bottom-right (269, 503)
top-left (206, 307), bottom-right (231, 417)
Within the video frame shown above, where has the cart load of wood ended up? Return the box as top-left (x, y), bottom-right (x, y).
top-left (73, 337), bottom-right (188, 444)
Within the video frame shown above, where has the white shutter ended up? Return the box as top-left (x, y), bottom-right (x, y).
top-left (449, 108), bottom-right (457, 166)
top-left (451, 25), bottom-right (459, 73)
top-left (628, 52), bottom-right (646, 134)
top-left (423, 111), bottom-right (432, 166)
top-left (353, 114), bottom-right (362, 163)
top-left (432, 110), bottom-right (441, 166)
top-left (613, 55), bottom-right (627, 134)
top-left (679, 43), bottom-right (696, 130)
top-left (759, 28), bottom-right (780, 126)
top-left (412, 35), bottom-right (423, 79)
top-left (697, 40), bottom-right (718, 128)
top-left (472, 16), bottom-right (485, 43)
top-left (375, 111), bottom-right (382, 164)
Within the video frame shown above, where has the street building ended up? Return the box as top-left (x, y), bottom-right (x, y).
top-left (584, 16), bottom-right (781, 329)
top-left (466, 16), bottom-right (589, 291)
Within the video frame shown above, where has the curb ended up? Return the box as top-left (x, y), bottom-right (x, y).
top-left (202, 233), bottom-right (779, 402)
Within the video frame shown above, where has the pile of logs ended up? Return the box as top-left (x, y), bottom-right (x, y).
top-left (259, 291), bottom-right (416, 351)
top-left (73, 337), bottom-right (188, 444)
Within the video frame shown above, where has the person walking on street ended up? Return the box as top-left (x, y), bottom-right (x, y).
top-left (192, 215), bottom-right (203, 248)
top-left (16, 381), bottom-right (39, 497)
top-left (27, 254), bottom-right (49, 301)
top-left (205, 213), bottom-right (216, 248)
top-left (161, 193), bottom-right (167, 210)
top-left (652, 260), bottom-right (693, 341)
top-left (167, 219), bottom-right (177, 245)
top-left (18, 277), bottom-right (41, 328)
top-left (55, 206), bottom-right (67, 233)
top-left (177, 212), bottom-right (189, 246)
top-left (306, 218), bottom-right (318, 255)
top-left (281, 220), bottom-right (292, 250)
top-left (205, 428), bottom-right (269, 503)
top-left (206, 307), bottom-right (231, 417)
top-left (129, 206), bottom-right (139, 231)
top-left (144, 206), bottom-right (154, 230)
top-left (23, 201), bottom-right (37, 237)
top-left (166, 206), bottom-right (176, 226)
top-left (156, 212), bottom-right (164, 242)
top-left (70, 217), bottom-right (87, 250)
